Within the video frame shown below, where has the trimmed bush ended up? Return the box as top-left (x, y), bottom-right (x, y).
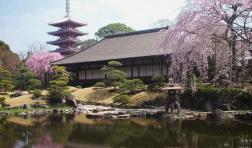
top-left (94, 82), bottom-right (106, 88)
top-left (181, 87), bottom-right (252, 111)
top-left (148, 75), bottom-right (166, 91)
top-left (0, 97), bottom-right (6, 105)
top-left (113, 95), bottom-right (130, 105)
top-left (48, 66), bottom-right (70, 104)
top-left (32, 89), bottom-right (42, 99)
top-left (120, 79), bottom-right (145, 94)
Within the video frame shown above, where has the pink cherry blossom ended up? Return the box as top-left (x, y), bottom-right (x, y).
top-left (25, 51), bottom-right (63, 79)
top-left (161, 0), bottom-right (252, 83)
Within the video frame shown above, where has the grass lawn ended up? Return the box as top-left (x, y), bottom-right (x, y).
top-left (71, 87), bottom-right (120, 104)
top-left (0, 87), bottom-right (166, 108)
top-left (129, 91), bottom-right (166, 106)
top-left (5, 95), bottom-right (47, 108)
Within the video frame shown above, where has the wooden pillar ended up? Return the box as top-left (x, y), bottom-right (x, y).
top-left (85, 70), bottom-right (87, 80)
top-left (137, 59), bottom-right (140, 78)
top-left (160, 56), bottom-right (163, 75)
top-left (76, 65), bottom-right (80, 81)
top-left (131, 60), bottom-right (134, 78)
top-left (76, 70), bottom-right (79, 82)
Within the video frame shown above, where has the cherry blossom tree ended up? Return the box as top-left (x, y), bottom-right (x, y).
top-left (25, 51), bottom-right (63, 80)
top-left (161, 0), bottom-right (252, 86)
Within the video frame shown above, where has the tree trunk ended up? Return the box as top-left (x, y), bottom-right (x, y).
top-left (229, 32), bottom-right (237, 87)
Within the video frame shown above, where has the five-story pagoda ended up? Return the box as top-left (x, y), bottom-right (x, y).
top-left (47, 0), bottom-right (87, 56)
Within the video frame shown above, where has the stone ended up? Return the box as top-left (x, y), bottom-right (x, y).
top-left (235, 112), bottom-right (252, 121)
top-left (19, 112), bottom-right (28, 116)
top-left (93, 109), bottom-right (102, 113)
top-left (207, 110), bottom-right (234, 121)
top-left (10, 91), bottom-right (23, 98)
top-left (86, 112), bottom-right (104, 118)
top-left (10, 91), bottom-right (29, 98)
top-left (53, 108), bottom-right (60, 113)
top-left (23, 104), bottom-right (32, 109)
top-left (33, 110), bottom-right (45, 116)
top-left (152, 111), bottom-right (165, 118)
top-left (118, 114), bottom-right (130, 119)
top-left (0, 111), bottom-right (10, 116)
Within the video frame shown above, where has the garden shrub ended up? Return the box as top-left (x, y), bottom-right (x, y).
top-left (148, 75), bottom-right (165, 91)
top-left (0, 97), bottom-right (6, 105)
top-left (113, 95), bottom-right (130, 105)
top-left (181, 87), bottom-right (252, 111)
top-left (32, 89), bottom-right (42, 99)
top-left (94, 82), bottom-right (106, 88)
top-left (48, 66), bottom-right (71, 104)
top-left (120, 79), bottom-right (145, 94)
top-left (101, 61), bottom-right (127, 89)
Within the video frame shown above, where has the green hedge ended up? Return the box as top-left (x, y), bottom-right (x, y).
top-left (181, 87), bottom-right (252, 111)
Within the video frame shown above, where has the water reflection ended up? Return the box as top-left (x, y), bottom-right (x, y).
top-left (0, 115), bottom-right (251, 148)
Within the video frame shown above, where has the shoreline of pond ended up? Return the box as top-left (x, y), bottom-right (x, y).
top-left (0, 104), bottom-right (251, 123)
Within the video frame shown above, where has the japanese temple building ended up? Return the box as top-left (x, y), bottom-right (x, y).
top-left (52, 27), bottom-right (171, 86)
top-left (47, 0), bottom-right (87, 56)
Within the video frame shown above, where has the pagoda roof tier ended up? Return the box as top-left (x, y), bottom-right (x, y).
top-left (49, 16), bottom-right (87, 28)
top-left (52, 48), bottom-right (80, 53)
top-left (48, 28), bottom-right (88, 36)
top-left (47, 38), bottom-right (82, 46)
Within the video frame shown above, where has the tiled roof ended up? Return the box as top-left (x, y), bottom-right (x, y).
top-left (47, 38), bottom-right (82, 45)
top-left (52, 27), bottom-right (171, 65)
top-left (48, 28), bottom-right (87, 36)
top-left (49, 16), bottom-right (87, 28)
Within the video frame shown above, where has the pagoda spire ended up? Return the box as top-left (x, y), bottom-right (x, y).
top-left (48, 0), bottom-right (88, 56)
top-left (66, 0), bottom-right (70, 16)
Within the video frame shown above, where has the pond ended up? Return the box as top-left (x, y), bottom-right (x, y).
top-left (0, 114), bottom-right (252, 148)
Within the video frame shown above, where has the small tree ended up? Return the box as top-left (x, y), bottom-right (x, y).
top-left (94, 82), bottom-right (106, 88)
top-left (81, 39), bottom-right (97, 50)
top-left (15, 65), bottom-right (41, 93)
top-left (0, 67), bottom-right (14, 94)
top-left (148, 75), bottom-right (166, 91)
top-left (120, 79), bottom-right (145, 94)
top-left (48, 66), bottom-right (70, 103)
top-left (95, 23), bottom-right (135, 40)
top-left (32, 89), bottom-right (42, 99)
top-left (25, 51), bottom-right (63, 83)
top-left (0, 97), bottom-right (6, 106)
top-left (101, 61), bottom-right (127, 89)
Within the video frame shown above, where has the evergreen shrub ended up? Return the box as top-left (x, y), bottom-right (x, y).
top-left (0, 97), bottom-right (6, 105)
top-left (94, 82), bottom-right (106, 88)
top-left (113, 95), bottom-right (130, 105)
top-left (181, 87), bottom-right (252, 111)
top-left (32, 89), bottom-right (42, 99)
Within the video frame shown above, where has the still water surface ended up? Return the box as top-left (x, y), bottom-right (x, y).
top-left (0, 114), bottom-right (252, 148)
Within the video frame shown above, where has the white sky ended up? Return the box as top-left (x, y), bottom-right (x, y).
top-left (0, 0), bottom-right (186, 53)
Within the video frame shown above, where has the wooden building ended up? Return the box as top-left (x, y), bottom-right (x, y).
top-left (52, 27), bottom-right (171, 86)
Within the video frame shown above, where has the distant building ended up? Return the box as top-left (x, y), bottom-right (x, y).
top-left (52, 27), bottom-right (170, 86)
top-left (47, 0), bottom-right (87, 56)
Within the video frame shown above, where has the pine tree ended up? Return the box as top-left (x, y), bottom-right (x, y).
top-left (48, 66), bottom-right (70, 103)
top-left (101, 61), bottom-right (127, 89)
top-left (0, 67), bottom-right (14, 94)
top-left (15, 65), bottom-right (41, 93)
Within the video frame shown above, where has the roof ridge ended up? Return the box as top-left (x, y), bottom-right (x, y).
top-left (105, 27), bottom-right (168, 39)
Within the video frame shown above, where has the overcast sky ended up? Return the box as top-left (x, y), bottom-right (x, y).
top-left (0, 0), bottom-right (185, 53)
